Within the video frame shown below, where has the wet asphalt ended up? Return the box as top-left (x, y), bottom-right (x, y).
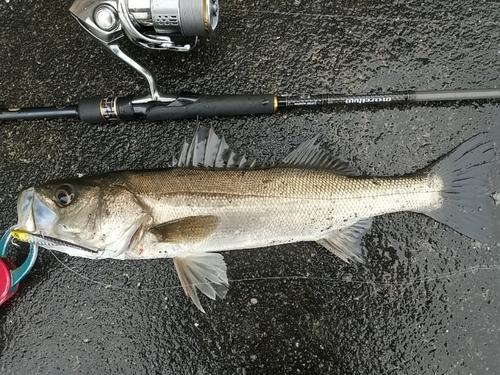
top-left (1, 0), bottom-right (500, 374)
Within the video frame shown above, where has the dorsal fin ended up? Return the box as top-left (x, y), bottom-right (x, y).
top-left (281, 136), bottom-right (355, 175)
top-left (176, 127), bottom-right (257, 169)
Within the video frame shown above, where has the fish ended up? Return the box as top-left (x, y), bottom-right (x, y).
top-left (13, 127), bottom-right (498, 312)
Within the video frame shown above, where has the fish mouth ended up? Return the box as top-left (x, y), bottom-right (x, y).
top-left (16, 187), bottom-right (147, 259)
top-left (17, 187), bottom-right (36, 232)
top-left (17, 187), bottom-right (59, 233)
top-left (15, 188), bottom-right (101, 257)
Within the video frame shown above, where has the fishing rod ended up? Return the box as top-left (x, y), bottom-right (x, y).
top-left (2, 89), bottom-right (500, 123)
top-left (1, 0), bottom-right (499, 124)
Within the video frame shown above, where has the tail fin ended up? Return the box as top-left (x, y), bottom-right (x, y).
top-left (424, 133), bottom-right (498, 243)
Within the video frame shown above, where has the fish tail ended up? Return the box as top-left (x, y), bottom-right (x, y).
top-left (423, 133), bottom-right (498, 242)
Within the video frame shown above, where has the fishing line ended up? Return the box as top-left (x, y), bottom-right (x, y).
top-left (47, 249), bottom-right (500, 295)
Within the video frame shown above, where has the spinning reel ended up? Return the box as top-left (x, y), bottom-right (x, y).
top-left (70, 0), bottom-right (219, 102)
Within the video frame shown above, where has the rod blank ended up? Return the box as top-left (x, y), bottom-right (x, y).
top-left (0, 106), bottom-right (78, 121)
top-left (277, 88), bottom-right (500, 108)
top-left (413, 89), bottom-right (500, 102)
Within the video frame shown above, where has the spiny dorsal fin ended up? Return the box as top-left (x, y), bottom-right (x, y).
top-left (173, 253), bottom-right (229, 313)
top-left (282, 136), bottom-right (355, 175)
top-left (176, 127), bottom-right (257, 169)
top-left (149, 215), bottom-right (220, 243)
top-left (317, 218), bottom-right (373, 263)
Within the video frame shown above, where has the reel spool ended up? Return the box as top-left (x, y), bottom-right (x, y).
top-left (70, 0), bottom-right (219, 102)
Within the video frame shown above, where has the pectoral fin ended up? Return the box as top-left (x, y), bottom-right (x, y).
top-left (173, 253), bottom-right (229, 313)
top-left (149, 215), bottom-right (220, 243)
top-left (317, 218), bottom-right (373, 263)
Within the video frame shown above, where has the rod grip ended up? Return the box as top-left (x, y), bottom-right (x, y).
top-left (138, 93), bottom-right (276, 121)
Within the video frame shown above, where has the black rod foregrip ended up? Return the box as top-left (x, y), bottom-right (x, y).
top-left (137, 93), bottom-right (277, 121)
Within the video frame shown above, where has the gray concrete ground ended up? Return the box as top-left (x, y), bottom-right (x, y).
top-left (1, 0), bottom-right (499, 374)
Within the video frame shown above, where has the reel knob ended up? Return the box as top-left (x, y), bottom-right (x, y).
top-left (93, 4), bottom-right (119, 32)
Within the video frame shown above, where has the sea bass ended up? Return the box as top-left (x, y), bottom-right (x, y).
top-left (13, 128), bottom-right (498, 311)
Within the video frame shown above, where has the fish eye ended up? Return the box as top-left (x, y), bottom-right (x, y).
top-left (54, 185), bottom-right (75, 207)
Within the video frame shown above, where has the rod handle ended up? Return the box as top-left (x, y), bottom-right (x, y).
top-left (137, 93), bottom-right (277, 121)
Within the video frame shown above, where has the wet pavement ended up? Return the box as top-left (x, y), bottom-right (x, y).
top-left (1, 0), bottom-right (499, 373)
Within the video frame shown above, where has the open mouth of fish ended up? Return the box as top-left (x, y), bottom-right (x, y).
top-left (15, 187), bottom-right (100, 255)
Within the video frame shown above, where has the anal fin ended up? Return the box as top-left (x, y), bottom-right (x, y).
top-left (173, 253), bottom-right (229, 313)
top-left (317, 218), bottom-right (373, 263)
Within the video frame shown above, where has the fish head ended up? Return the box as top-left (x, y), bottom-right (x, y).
top-left (16, 175), bottom-right (150, 258)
